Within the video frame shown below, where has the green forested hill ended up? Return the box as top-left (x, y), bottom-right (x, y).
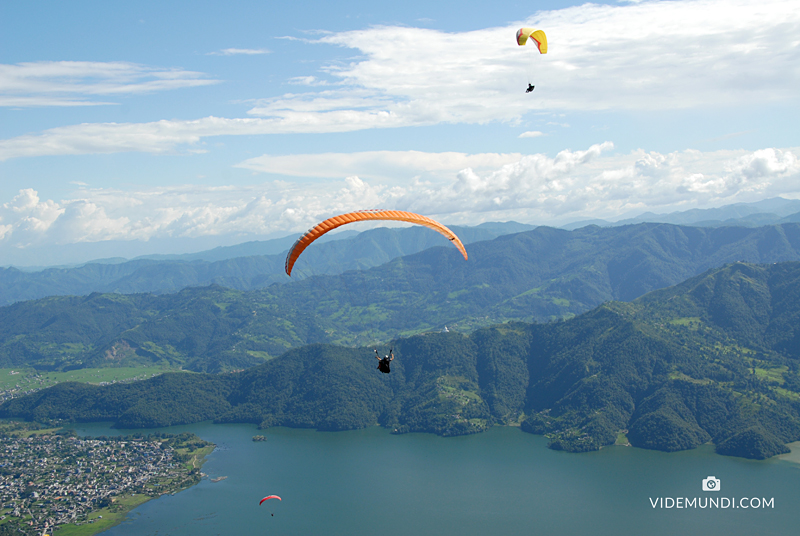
top-left (520, 261), bottom-right (800, 459)
top-left (0, 287), bottom-right (327, 372)
top-left (2, 223), bottom-right (800, 372)
top-left (4, 261), bottom-right (800, 460)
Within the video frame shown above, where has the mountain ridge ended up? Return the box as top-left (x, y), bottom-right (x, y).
top-left (2, 223), bottom-right (800, 372)
top-left (4, 261), bottom-right (800, 460)
top-left (0, 222), bottom-right (534, 306)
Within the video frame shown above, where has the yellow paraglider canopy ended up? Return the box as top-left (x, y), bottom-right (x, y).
top-left (516, 28), bottom-right (547, 54)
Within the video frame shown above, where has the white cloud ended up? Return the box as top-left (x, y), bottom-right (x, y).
top-left (519, 131), bottom-right (545, 138)
top-left (0, 61), bottom-right (219, 107)
top-left (0, 96), bottom-right (117, 107)
top-left (0, 189), bottom-right (65, 245)
top-left (2, 145), bottom-right (798, 248)
top-left (0, 117), bottom-right (267, 160)
top-left (1, 0), bottom-right (796, 157)
top-left (723, 148), bottom-right (799, 192)
top-left (288, 76), bottom-right (329, 86)
top-left (247, 0), bottom-right (800, 126)
top-left (236, 150), bottom-right (524, 179)
top-left (207, 48), bottom-right (270, 56)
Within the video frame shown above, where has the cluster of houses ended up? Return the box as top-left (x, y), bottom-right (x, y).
top-left (0, 376), bottom-right (42, 403)
top-left (0, 434), bottom-right (191, 534)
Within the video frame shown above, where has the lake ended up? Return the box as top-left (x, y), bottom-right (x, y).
top-left (72, 422), bottom-right (800, 536)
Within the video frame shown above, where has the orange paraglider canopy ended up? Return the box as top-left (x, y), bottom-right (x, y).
top-left (284, 209), bottom-right (468, 276)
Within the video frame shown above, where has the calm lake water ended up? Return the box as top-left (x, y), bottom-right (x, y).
top-left (72, 422), bottom-right (800, 536)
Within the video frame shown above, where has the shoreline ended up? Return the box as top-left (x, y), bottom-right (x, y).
top-left (73, 444), bottom-right (216, 536)
top-left (776, 441), bottom-right (800, 465)
top-left (13, 437), bottom-right (217, 536)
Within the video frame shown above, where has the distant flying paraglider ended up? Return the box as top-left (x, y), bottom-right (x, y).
top-left (284, 210), bottom-right (468, 276)
top-left (260, 495), bottom-right (281, 505)
top-left (516, 28), bottom-right (547, 92)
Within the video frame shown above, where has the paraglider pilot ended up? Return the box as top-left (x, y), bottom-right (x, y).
top-left (526, 84), bottom-right (535, 93)
top-left (375, 348), bottom-right (394, 373)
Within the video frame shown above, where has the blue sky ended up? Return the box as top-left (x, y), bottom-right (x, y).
top-left (1, 0), bottom-right (798, 264)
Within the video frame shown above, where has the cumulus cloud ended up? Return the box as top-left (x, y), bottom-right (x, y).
top-left (2, 145), bottom-right (798, 248)
top-left (1, 0), bottom-right (796, 157)
top-left (0, 61), bottom-right (219, 107)
top-left (519, 131), bottom-right (544, 138)
top-left (0, 189), bottom-right (65, 245)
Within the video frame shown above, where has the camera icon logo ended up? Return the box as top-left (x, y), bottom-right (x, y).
top-left (702, 476), bottom-right (721, 492)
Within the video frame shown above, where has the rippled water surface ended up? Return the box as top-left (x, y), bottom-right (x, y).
top-left (72, 423), bottom-right (800, 536)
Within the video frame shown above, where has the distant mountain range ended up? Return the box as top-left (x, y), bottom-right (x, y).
top-left (4, 197), bottom-right (798, 270)
top-left (3, 210), bottom-right (800, 308)
top-left (0, 222), bottom-right (535, 306)
top-left (1, 222), bottom-right (799, 372)
top-left (5, 261), bottom-right (800, 460)
top-left (562, 196), bottom-right (800, 230)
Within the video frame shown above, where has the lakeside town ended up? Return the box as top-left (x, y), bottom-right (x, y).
top-left (0, 422), bottom-right (213, 535)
